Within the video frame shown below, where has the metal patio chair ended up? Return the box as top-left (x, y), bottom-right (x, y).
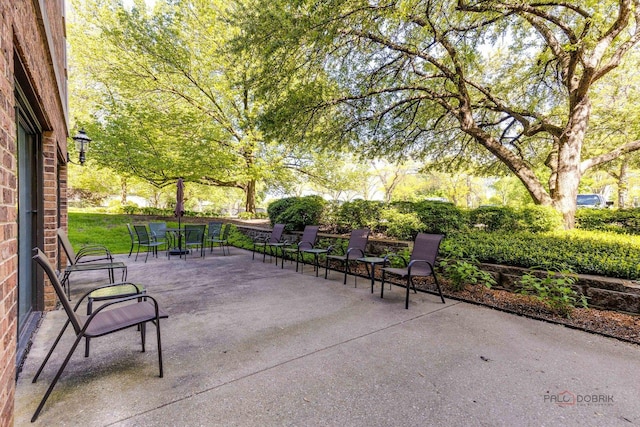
top-left (126, 223), bottom-right (139, 258)
top-left (380, 233), bottom-right (445, 309)
top-left (206, 222), bottom-right (223, 252)
top-left (281, 225), bottom-right (320, 271)
top-left (209, 223), bottom-right (231, 256)
top-left (324, 228), bottom-right (370, 285)
top-left (30, 248), bottom-right (167, 422)
top-left (133, 225), bottom-right (166, 262)
top-left (148, 222), bottom-right (168, 246)
top-left (183, 224), bottom-right (206, 258)
top-left (253, 223), bottom-right (286, 263)
top-left (57, 228), bottom-right (127, 299)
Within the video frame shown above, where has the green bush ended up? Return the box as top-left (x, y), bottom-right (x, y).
top-left (441, 230), bottom-right (640, 280)
top-left (396, 201), bottom-right (467, 234)
top-left (576, 208), bottom-right (640, 234)
top-left (336, 200), bottom-right (384, 232)
top-left (274, 195), bottom-right (326, 231)
top-left (519, 205), bottom-right (563, 232)
top-left (469, 206), bottom-right (519, 231)
top-left (380, 208), bottom-right (424, 240)
top-left (267, 197), bottom-right (299, 226)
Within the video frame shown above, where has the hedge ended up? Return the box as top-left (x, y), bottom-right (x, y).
top-left (441, 230), bottom-right (640, 280)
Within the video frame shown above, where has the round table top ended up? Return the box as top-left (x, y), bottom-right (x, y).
top-left (356, 256), bottom-right (386, 263)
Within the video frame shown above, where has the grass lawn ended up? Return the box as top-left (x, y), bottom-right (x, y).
top-left (68, 212), bottom-right (181, 254)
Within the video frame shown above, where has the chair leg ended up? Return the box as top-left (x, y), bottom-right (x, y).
top-left (128, 241), bottom-right (134, 257)
top-left (155, 319), bottom-right (164, 378)
top-left (33, 320), bottom-right (71, 383)
top-left (31, 334), bottom-right (84, 422)
top-left (380, 272), bottom-right (386, 298)
top-left (433, 273), bottom-right (445, 304)
top-left (405, 276), bottom-right (411, 309)
top-left (343, 261), bottom-right (348, 285)
top-left (324, 257), bottom-right (329, 279)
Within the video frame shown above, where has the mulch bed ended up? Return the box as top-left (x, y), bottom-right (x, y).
top-left (336, 261), bottom-right (640, 346)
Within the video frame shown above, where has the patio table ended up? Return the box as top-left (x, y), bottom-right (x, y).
top-left (356, 256), bottom-right (388, 293)
top-left (300, 248), bottom-right (328, 277)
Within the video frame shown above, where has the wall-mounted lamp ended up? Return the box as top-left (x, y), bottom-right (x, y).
top-left (67, 129), bottom-right (91, 165)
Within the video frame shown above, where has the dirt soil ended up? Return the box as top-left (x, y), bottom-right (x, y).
top-left (446, 283), bottom-right (640, 345)
top-left (347, 263), bottom-right (640, 345)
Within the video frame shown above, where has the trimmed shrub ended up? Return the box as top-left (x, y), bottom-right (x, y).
top-left (575, 208), bottom-right (640, 234)
top-left (440, 230), bottom-right (640, 280)
top-left (274, 195), bottom-right (326, 231)
top-left (469, 206), bottom-right (519, 231)
top-left (336, 200), bottom-right (384, 233)
top-left (407, 201), bottom-right (468, 234)
top-left (267, 197), bottom-right (299, 226)
top-left (519, 205), bottom-right (563, 232)
top-left (380, 208), bottom-right (424, 240)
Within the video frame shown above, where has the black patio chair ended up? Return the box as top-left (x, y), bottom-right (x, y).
top-left (324, 228), bottom-right (370, 285)
top-left (57, 228), bottom-right (127, 299)
top-left (30, 248), bottom-right (167, 422)
top-left (126, 223), bottom-right (139, 258)
top-left (380, 233), bottom-right (445, 309)
top-left (184, 224), bottom-right (206, 258)
top-left (253, 223), bottom-right (286, 263)
top-left (281, 225), bottom-right (320, 271)
top-left (206, 222), bottom-right (223, 252)
top-left (148, 222), bottom-right (168, 246)
top-left (209, 223), bottom-right (231, 256)
top-left (134, 225), bottom-right (166, 262)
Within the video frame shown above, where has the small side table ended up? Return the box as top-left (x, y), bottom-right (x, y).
top-left (301, 248), bottom-right (328, 277)
top-left (356, 257), bottom-right (387, 293)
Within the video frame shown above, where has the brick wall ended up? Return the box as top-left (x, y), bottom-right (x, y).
top-left (0, 0), bottom-right (68, 425)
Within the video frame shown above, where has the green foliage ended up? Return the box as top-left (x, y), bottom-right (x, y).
top-left (575, 208), bottom-right (640, 234)
top-left (441, 230), bottom-right (640, 280)
top-left (469, 206), bottom-right (519, 232)
top-left (273, 195), bottom-right (326, 231)
top-left (519, 205), bottom-right (563, 232)
top-left (267, 197), bottom-right (299, 225)
top-left (237, 211), bottom-right (268, 219)
top-left (380, 208), bottom-right (424, 240)
top-left (335, 200), bottom-right (384, 233)
top-left (440, 259), bottom-right (496, 291)
top-left (518, 270), bottom-right (588, 317)
top-left (396, 201), bottom-right (467, 234)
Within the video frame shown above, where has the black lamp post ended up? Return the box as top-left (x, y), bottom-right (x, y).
top-left (69, 129), bottom-right (91, 165)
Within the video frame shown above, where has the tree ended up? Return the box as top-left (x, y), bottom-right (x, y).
top-left (69, 0), bottom-right (320, 213)
top-left (237, 0), bottom-right (640, 227)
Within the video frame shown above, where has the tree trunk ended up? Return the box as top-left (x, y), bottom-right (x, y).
top-left (244, 179), bottom-right (256, 214)
top-left (120, 177), bottom-right (127, 205)
top-left (618, 158), bottom-right (629, 208)
top-left (552, 97), bottom-right (591, 229)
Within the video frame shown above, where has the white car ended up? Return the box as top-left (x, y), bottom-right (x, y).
top-left (577, 194), bottom-right (613, 208)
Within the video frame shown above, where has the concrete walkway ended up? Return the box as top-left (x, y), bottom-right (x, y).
top-left (14, 249), bottom-right (640, 426)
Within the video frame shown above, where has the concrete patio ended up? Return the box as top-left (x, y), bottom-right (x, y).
top-left (14, 248), bottom-right (640, 426)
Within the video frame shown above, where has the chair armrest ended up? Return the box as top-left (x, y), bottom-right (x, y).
top-left (73, 282), bottom-right (144, 311)
top-left (345, 247), bottom-right (365, 259)
top-left (75, 245), bottom-right (113, 263)
top-left (406, 259), bottom-right (435, 274)
top-left (252, 234), bottom-right (269, 243)
top-left (383, 253), bottom-right (408, 267)
top-left (326, 245), bottom-right (343, 255)
top-left (81, 294), bottom-right (164, 333)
